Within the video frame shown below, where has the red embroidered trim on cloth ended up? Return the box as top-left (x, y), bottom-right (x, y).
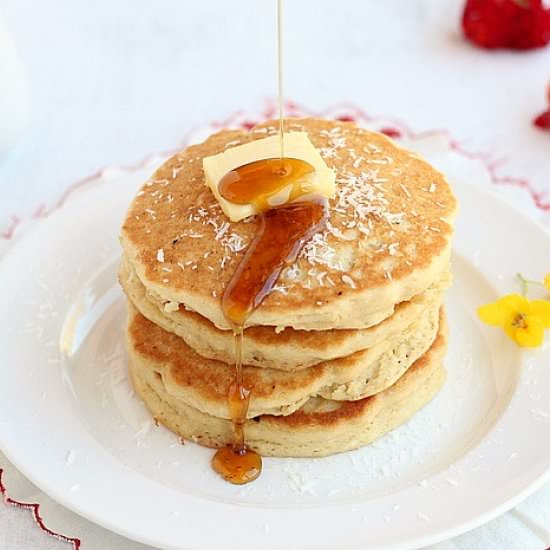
top-left (0, 468), bottom-right (81, 549)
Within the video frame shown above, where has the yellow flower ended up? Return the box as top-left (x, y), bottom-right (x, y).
top-left (477, 294), bottom-right (550, 348)
top-left (545, 273), bottom-right (550, 293)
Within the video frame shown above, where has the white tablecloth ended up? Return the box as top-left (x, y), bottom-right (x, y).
top-left (1, 1), bottom-right (550, 548)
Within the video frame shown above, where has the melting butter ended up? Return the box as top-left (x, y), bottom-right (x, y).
top-left (202, 132), bottom-right (335, 222)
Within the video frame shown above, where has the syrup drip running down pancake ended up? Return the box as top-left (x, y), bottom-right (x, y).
top-left (213, 155), bottom-right (330, 484)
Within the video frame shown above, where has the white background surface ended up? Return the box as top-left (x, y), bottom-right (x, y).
top-left (0, 1), bottom-right (549, 549)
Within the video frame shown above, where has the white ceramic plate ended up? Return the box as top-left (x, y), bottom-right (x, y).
top-left (1, 150), bottom-right (550, 550)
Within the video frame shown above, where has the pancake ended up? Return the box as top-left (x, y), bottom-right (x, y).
top-left (128, 312), bottom-right (448, 458)
top-left (120, 118), bottom-right (457, 330)
top-left (126, 302), bottom-right (442, 419)
top-left (120, 257), bottom-right (450, 370)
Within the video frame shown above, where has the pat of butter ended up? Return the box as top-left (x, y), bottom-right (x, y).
top-left (202, 132), bottom-right (335, 222)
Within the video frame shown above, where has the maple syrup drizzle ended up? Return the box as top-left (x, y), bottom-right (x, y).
top-left (211, 326), bottom-right (261, 485)
top-left (211, 161), bottom-right (328, 485)
top-left (210, 0), bottom-right (329, 485)
top-left (277, 0), bottom-right (284, 159)
top-left (218, 157), bottom-right (316, 213)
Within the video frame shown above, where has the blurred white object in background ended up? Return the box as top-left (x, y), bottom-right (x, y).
top-left (0, 18), bottom-right (30, 158)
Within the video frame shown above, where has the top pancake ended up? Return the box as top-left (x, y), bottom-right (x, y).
top-left (121, 118), bottom-right (457, 330)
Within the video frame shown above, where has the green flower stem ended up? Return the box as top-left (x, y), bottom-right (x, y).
top-left (516, 273), bottom-right (544, 296)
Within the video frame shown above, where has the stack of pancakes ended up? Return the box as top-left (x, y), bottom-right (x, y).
top-left (119, 118), bottom-right (457, 458)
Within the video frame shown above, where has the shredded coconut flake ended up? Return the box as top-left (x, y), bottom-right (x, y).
top-left (330, 136), bottom-right (347, 149)
top-left (320, 147), bottom-right (337, 159)
top-left (366, 143), bottom-right (381, 153)
top-left (271, 285), bottom-right (288, 295)
top-left (332, 169), bottom-right (405, 227)
top-left (342, 274), bottom-right (356, 289)
top-left (65, 450), bottom-right (75, 466)
top-left (300, 233), bottom-right (343, 271)
top-left (285, 264), bottom-right (301, 280)
top-left (388, 243), bottom-right (399, 256)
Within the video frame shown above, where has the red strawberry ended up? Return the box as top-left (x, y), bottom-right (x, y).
top-left (462, 0), bottom-right (550, 50)
top-left (534, 109), bottom-right (550, 129)
top-left (533, 83), bottom-right (550, 130)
